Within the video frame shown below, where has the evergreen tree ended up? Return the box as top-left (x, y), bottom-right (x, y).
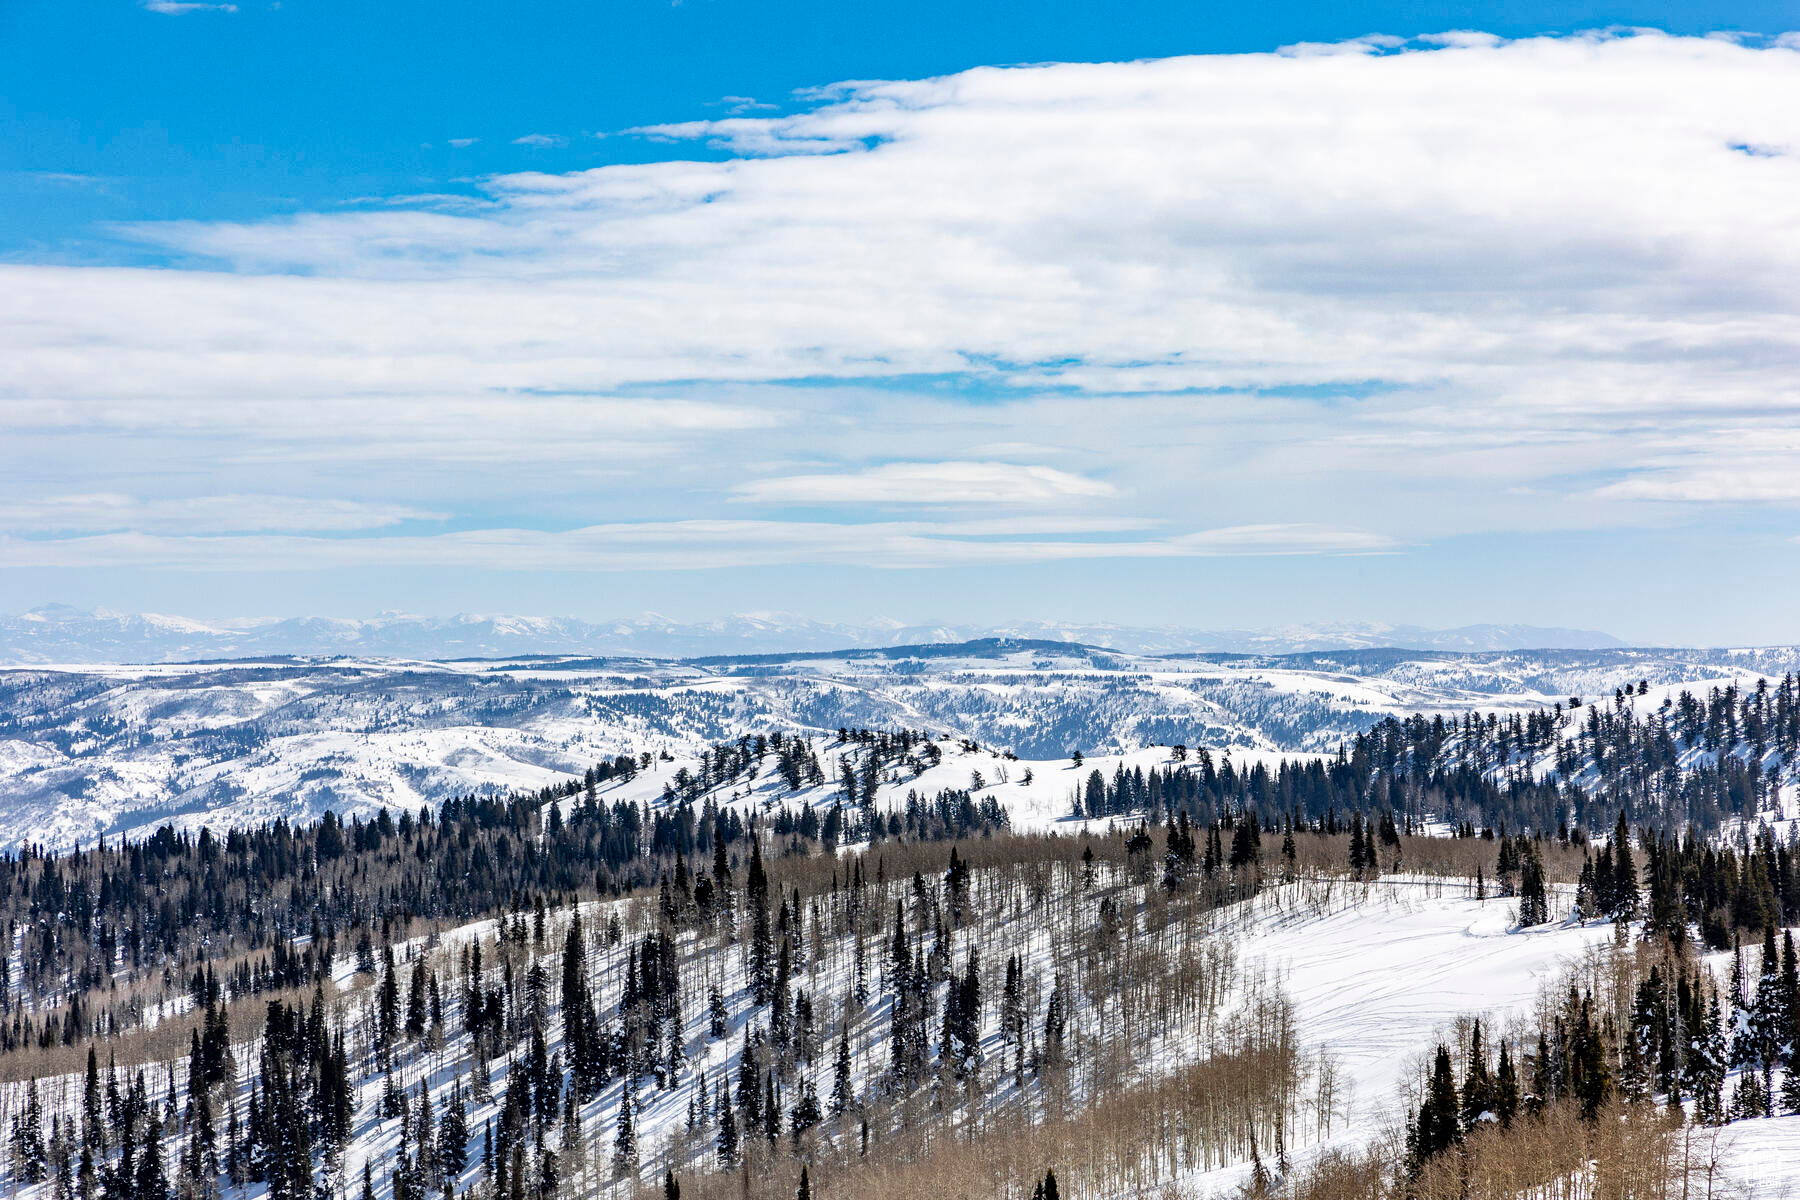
top-left (1493, 1040), bottom-right (1518, 1127)
top-left (832, 1033), bottom-right (853, 1118)
top-left (1411, 1045), bottom-right (1461, 1171)
top-left (1752, 925), bottom-right (1785, 1089)
top-left (1610, 812), bottom-right (1639, 921)
top-left (613, 1081), bottom-right (636, 1177)
top-left (439, 1082), bottom-right (469, 1186)
top-left (708, 986), bottom-right (728, 1041)
top-left (1002, 953), bottom-right (1026, 1082)
top-left (1459, 1021), bottom-right (1492, 1131)
top-left (378, 949), bottom-right (400, 1058)
top-left (1042, 978), bottom-right (1067, 1070)
top-left (13, 1078), bottom-right (48, 1184)
top-left (84, 1048), bottom-right (105, 1154)
top-left (1688, 986), bottom-right (1727, 1125)
top-left (134, 1114), bottom-right (168, 1200)
top-left (714, 1077), bottom-right (738, 1167)
top-left (1728, 946), bottom-right (1757, 1071)
top-left (1518, 848), bottom-right (1550, 926)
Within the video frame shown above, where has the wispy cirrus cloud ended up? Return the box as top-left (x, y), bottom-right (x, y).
top-left (0, 519), bottom-right (1391, 573)
top-left (1597, 470), bottom-right (1800, 503)
top-left (141, 1), bottom-right (238, 12)
top-left (709, 96), bottom-right (779, 116)
top-left (734, 462), bottom-right (1116, 506)
top-left (0, 495), bottom-right (444, 535)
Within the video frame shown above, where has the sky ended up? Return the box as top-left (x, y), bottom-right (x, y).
top-left (3, 2), bottom-right (1800, 645)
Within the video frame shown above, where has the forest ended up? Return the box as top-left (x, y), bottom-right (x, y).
top-left (0, 710), bottom-right (1793, 1200)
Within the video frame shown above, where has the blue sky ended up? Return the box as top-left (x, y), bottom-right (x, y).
top-left (4, 2), bottom-right (1800, 644)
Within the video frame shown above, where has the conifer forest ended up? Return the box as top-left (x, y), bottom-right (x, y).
top-left (0, 669), bottom-right (1794, 1200)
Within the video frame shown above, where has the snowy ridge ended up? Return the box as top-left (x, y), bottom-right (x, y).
top-left (3, 643), bottom-right (1799, 852)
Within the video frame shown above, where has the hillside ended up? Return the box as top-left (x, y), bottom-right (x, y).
top-left (0, 816), bottom-right (1785, 1200)
top-left (2, 642), bottom-right (1798, 853)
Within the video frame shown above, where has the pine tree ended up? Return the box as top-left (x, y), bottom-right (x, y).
top-left (708, 986), bottom-right (728, 1041)
top-left (1041, 978), bottom-right (1067, 1070)
top-left (405, 959), bottom-right (428, 1040)
top-left (1728, 945), bottom-right (1757, 1071)
top-left (105, 1107), bottom-right (135, 1200)
top-left (1610, 812), bottom-right (1639, 921)
top-left (714, 1077), bottom-right (738, 1167)
top-left (439, 1082), bottom-right (468, 1185)
top-left (1413, 1045), bottom-right (1461, 1166)
top-left (84, 1048), bottom-right (105, 1154)
top-left (1752, 925), bottom-right (1785, 1090)
top-left (1689, 986), bottom-right (1727, 1125)
top-left (747, 839), bottom-right (773, 1003)
top-left (832, 1033), bottom-right (853, 1117)
top-left (796, 1166), bottom-right (810, 1200)
top-left (613, 1081), bottom-right (636, 1177)
top-left (1621, 975), bottom-right (1658, 1103)
top-left (763, 1074), bottom-right (780, 1145)
top-left (379, 948), bottom-right (400, 1059)
top-left (13, 1078), bottom-right (48, 1184)
top-left (134, 1113), bottom-right (168, 1200)
top-left (190, 1080), bottom-right (219, 1183)
top-left (1494, 1040), bottom-right (1518, 1127)
top-left (789, 1077), bottom-right (821, 1150)
top-left (1459, 1021), bottom-right (1493, 1131)
top-left (1002, 953), bottom-right (1026, 1082)
top-left (1518, 847), bottom-right (1550, 926)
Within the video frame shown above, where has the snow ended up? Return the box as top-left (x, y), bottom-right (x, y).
top-left (3, 644), bottom-right (1796, 853)
top-left (0, 853), bottom-right (1792, 1200)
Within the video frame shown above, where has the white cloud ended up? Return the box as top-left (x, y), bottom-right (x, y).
top-left (1596, 470), bottom-right (1800, 503)
top-left (710, 96), bottom-right (779, 115)
top-left (141, 1), bottom-right (238, 12)
top-left (0, 518), bottom-right (1391, 573)
top-left (13, 32), bottom-right (1797, 408)
top-left (448, 138), bottom-right (480, 148)
top-left (5, 30), bottom-right (1800, 591)
top-left (733, 462), bottom-right (1115, 505)
top-left (511, 133), bottom-right (566, 147)
top-left (0, 495), bottom-right (443, 534)
top-left (0, 396), bottom-right (784, 466)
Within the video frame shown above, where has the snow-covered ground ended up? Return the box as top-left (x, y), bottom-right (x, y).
top-left (1, 860), bottom-right (1791, 1199)
top-left (1198, 879), bottom-right (1800, 1197)
top-left (4, 643), bottom-right (1795, 853)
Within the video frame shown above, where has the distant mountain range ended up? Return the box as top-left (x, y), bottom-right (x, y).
top-left (0, 605), bottom-right (1633, 664)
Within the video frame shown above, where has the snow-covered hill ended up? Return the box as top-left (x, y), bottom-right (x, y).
top-left (0, 863), bottom-right (1782, 1200)
top-left (2, 640), bottom-right (1797, 852)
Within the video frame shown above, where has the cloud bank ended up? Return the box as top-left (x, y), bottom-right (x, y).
top-left (5, 31), bottom-right (1800, 584)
